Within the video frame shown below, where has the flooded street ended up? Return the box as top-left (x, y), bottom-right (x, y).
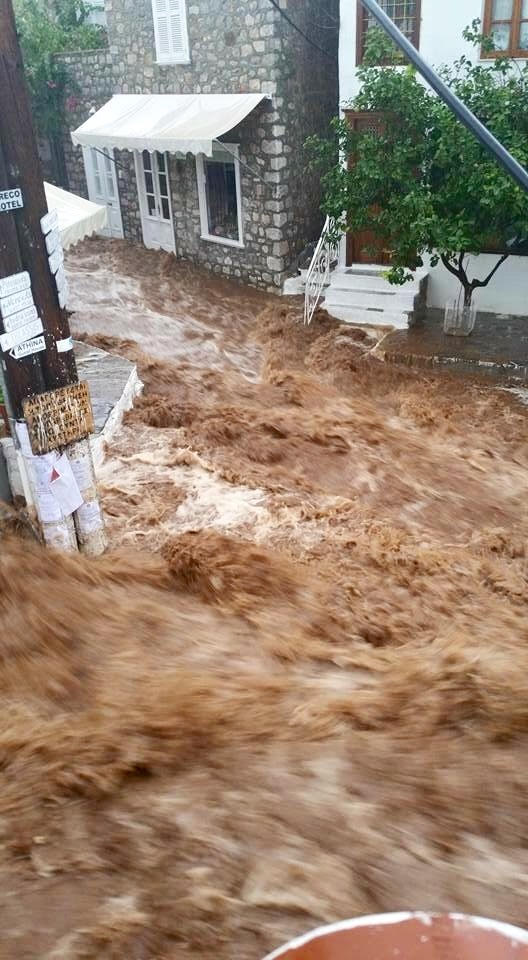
top-left (2, 237), bottom-right (528, 959)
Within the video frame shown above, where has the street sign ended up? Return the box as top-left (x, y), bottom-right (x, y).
top-left (0, 271), bottom-right (31, 299)
top-left (58, 285), bottom-right (69, 310)
top-left (55, 266), bottom-right (67, 293)
top-left (45, 228), bottom-right (61, 256)
top-left (40, 208), bottom-right (59, 235)
top-left (9, 334), bottom-right (46, 360)
top-left (48, 246), bottom-right (64, 275)
top-left (2, 304), bottom-right (38, 333)
top-left (0, 286), bottom-right (34, 319)
top-left (0, 316), bottom-right (43, 352)
top-left (0, 187), bottom-right (23, 213)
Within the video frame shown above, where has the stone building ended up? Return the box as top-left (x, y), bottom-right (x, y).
top-left (56, 0), bottom-right (339, 290)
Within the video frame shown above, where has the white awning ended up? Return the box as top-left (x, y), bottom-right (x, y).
top-left (44, 182), bottom-right (107, 249)
top-left (71, 93), bottom-right (269, 157)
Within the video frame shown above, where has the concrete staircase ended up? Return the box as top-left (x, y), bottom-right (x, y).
top-left (322, 264), bottom-right (429, 329)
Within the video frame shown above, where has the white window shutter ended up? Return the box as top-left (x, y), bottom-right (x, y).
top-left (152, 0), bottom-right (189, 63)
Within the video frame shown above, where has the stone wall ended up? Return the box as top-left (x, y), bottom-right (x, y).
top-left (56, 0), bottom-right (338, 290)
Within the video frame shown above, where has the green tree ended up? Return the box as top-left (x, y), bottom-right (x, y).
top-left (307, 23), bottom-right (528, 310)
top-left (13, 0), bottom-right (106, 138)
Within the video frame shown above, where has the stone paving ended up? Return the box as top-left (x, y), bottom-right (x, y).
top-left (378, 308), bottom-right (528, 382)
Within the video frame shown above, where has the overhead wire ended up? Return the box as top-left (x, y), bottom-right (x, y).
top-left (264, 0), bottom-right (335, 59)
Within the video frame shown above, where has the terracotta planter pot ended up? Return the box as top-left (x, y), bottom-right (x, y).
top-left (264, 913), bottom-right (528, 960)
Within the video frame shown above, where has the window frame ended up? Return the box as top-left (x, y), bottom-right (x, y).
top-left (482, 0), bottom-right (528, 58)
top-left (356, 0), bottom-right (421, 65)
top-left (196, 144), bottom-right (244, 249)
top-left (151, 0), bottom-right (190, 66)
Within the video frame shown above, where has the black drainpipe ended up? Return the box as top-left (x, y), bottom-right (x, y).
top-left (359, 0), bottom-right (528, 195)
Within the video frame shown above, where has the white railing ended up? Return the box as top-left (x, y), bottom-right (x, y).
top-left (303, 216), bottom-right (341, 325)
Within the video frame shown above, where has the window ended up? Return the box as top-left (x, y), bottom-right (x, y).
top-left (90, 147), bottom-right (115, 199)
top-left (196, 146), bottom-right (243, 247)
top-left (151, 0), bottom-right (190, 64)
top-left (141, 150), bottom-right (172, 221)
top-left (86, 0), bottom-right (106, 27)
top-left (356, 0), bottom-right (421, 64)
top-left (482, 0), bottom-right (528, 57)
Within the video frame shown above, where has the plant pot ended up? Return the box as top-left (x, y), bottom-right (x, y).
top-left (444, 300), bottom-right (476, 336)
top-left (263, 913), bottom-right (528, 960)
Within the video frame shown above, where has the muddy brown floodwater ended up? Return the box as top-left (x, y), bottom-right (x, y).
top-left (1, 236), bottom-right (528, 959)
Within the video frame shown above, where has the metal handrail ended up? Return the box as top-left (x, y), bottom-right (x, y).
top-left (303, 216), bottom-right (340, 325)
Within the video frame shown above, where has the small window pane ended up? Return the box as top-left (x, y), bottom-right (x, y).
top-left (361, 0), bottom-right (418, 61)
top-left (106, 175), bottom-right (114, 197)
top-left (523, 0), bottom-right (528, 15)
top-left (492, 0), bottom-right (513, 17)
top-left (157, 152), bottom-right (166, 172)
top-left (520, 20), bottom-right (528, 47)
top-left (161, 197), bottom-right (170, 220)
top-left (94, 172), bottom-right (102, 195)
top-left (204, 158), bottom-right (239, 242)
top-left (147, 194), bottom-right (156, 216)
top-left (491, 22), bottom-right (511, 48)
top-left (142, 150), bottom-right (152, 171)
top-left (103, 150), bottom-right (112, 173)
top-left (158, 173), bottom-right (168, 197)
top-left (145, 171), bottom-right (154, 194)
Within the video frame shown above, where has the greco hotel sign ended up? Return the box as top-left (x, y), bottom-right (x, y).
top-left (0, 188), bottom-right (24, 213)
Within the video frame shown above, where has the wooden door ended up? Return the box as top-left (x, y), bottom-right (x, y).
top-left (344, 110), bottom-right (390, 267)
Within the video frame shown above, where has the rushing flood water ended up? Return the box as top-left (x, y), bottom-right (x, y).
top-left (1, 237), bottom-right (528, 958)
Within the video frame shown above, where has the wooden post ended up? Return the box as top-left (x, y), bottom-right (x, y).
top-left (0, 0), bottom-right (106, 555)
top-left (0, 0), bottom-right (76, 396)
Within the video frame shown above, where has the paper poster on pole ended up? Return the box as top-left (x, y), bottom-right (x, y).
top-left (76, 499), bottom-right (103, 533)
top-left (36, 490), bottom-right (63, 524)
top-left (49, 454), bottom-right (84, 515)
top-left (14, 419), bottom-right (33, 457)
top-left (32, 451), bottom-right (58, 494)
top-left (69, 449), bottom-right (93, 491)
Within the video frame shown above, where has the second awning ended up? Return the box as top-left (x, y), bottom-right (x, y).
top-left (71, 93), bottom-right (269, 157)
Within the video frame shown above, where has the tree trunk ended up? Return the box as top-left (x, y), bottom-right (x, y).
top-left (463, 284), bottom-right (473, 308)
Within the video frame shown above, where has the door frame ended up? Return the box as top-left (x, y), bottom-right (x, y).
top-left (82, 145), bottom-right (124, 238)
top-left (134, 149), bottom-right (176, 254)
top-left (344, 110), bottom-right (389, 266)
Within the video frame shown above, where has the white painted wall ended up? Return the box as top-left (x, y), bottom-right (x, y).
top-left (339, 0), bottom-right (528, 316)
top-left (424, 253), bottom-right (527, 315)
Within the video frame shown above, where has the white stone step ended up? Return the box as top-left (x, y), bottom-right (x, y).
top-left (328, 273), bottom-right (422, 294)
top-left (322, 301), bottom-right (410, 329)
top-left (324, 289), bottom-right (417, 312)
top-left (344, 263), bottom-right (428, 280)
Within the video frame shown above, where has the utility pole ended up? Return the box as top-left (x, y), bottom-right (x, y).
top-left (0, 0), bottom-right (106, 554)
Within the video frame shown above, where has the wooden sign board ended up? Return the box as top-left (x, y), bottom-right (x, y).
top-left (22, 381), bottom-right (95, 455)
